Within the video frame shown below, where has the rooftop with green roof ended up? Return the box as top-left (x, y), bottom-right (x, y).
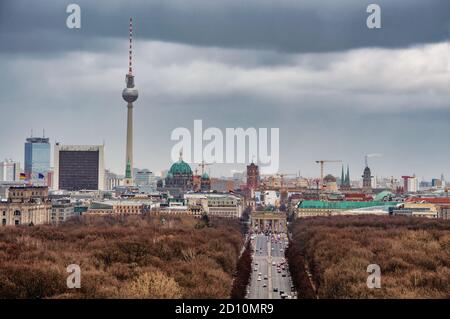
top-left (168, 159), bottom-right (192, 175)
top-left (297, 200), bottom-right (398, 210)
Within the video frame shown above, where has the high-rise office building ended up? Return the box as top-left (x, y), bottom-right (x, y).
top-left (401, 175), bottom-right (419, 193)
top-left (53, 144), bottom-right (105, 191)
top-left (0, 159), bottom-right (20, 181)
top-left (407, 176), bottom-right (419, 193)
top-left (24, 136), bottom-right (50, 180)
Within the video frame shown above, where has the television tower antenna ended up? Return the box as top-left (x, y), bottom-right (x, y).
top-left (128, 17), bottom-right (133, 75)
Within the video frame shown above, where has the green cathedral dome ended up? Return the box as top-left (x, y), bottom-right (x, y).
top-left (169, 159), bottom-right (193, 175)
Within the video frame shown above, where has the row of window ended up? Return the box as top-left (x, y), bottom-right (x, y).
top-left (10, 191), bottom-right (44, 197)
top-left (1, 219), bottom-right (20, 226)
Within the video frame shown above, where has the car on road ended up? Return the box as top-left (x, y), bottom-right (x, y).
top-left (264, 275), bottom-right (268, 280)
top-left (263, 283), bottom-right (267, 288)
top-left (257, 277), bottom-right (261, 281)
top-left (282, 274), bottom-right (286, 277)
top-left (273, 288), bottom-right (278, 292)
top-left (258, 272), bottom-right (262, 276)
top-left (272, 261), bottom-right (276, 266)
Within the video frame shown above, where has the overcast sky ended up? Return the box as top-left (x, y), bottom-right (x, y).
top-left (0, 0), bottom-right (449, 180)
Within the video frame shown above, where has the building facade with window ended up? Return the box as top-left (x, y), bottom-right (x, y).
top-left (184, 193), bottom-right (243, 218)
top-left (0, 186), bottom-right (51, 226)
top-left (51, 198), bottom-right (75, 224)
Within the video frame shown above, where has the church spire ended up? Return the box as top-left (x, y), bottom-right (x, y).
top-left (125, 160), bottom-right (132, 179)
top-left (346, 164), bottom-right (350, 186)
top-left (341, 165), bottom-right (345, 186)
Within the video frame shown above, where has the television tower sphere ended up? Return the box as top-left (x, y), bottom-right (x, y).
top-left (122, 85), bottom-right (138, 103)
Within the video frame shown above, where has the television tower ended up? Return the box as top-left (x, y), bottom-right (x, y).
top-left (122, 17), bottom-right (138, 186)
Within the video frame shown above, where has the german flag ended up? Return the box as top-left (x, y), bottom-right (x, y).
top-left (19, 173), bottom-right (26, 180)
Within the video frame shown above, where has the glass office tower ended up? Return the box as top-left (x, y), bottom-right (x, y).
top-left (24, 137), bottom-right (51, 179)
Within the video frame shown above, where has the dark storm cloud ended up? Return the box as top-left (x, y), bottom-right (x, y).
top-left (0, 0), bottom-right (449, 179)
top-left (1, 0), bottom-right (449, 55)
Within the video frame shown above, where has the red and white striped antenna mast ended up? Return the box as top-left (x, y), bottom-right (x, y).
top-left (128, 17), bottom-right (133, 75)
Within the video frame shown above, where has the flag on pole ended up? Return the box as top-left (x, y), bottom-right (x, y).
top-left (19, 173), bottom-right (26, 180)
top-left (38, 173), bottom-right (45, 179)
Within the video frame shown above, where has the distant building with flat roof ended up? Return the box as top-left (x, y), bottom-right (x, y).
top-left (391, 203), bottom-right (438, 218)
top-left (135, 169), bottom-right (157, 193)
top-left (88, 199), bottom-right (153, 215)
top-left (51, 198), bottom-right (75, 224)
top-left (297, 200), bottom-right (398, 218)
top-left (0, 159), bottom-right (20, 182)
top-left (184, 193), bottom-right (243, 218)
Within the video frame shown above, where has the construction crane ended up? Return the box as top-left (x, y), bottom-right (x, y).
top-left (198, 161), bottom-right (213, 176)
top-left (315, 160), bottom-right (342, 185)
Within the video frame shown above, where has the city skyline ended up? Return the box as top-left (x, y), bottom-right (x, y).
top-left (1, 134), bottom-right (448, 184)
top-left (0, 1), bottom-right (449, 304)
top-left (1, 0), bottom-right (449, 179)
